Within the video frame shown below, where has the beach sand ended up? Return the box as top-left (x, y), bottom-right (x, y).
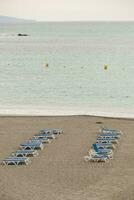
top-left (0, 115), bottom-right (134, 200)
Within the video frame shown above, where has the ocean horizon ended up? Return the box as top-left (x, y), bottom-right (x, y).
top-left (0, 21), bottom-right (134, 117)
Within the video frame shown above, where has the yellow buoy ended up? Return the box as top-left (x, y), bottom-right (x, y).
top-left (104, 64), bottom-right (108, 70)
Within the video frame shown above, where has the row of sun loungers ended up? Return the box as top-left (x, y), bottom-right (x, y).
top-left (84, 127), bottom-right (122, 163)
top-left (2, 128), bottom-right (63, 165)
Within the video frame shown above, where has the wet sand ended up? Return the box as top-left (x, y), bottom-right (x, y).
top-left (0, 115), bottom-right (134, 200)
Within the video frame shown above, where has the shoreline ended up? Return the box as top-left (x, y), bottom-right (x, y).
top-left (0, 114), bottom-right (134, 120)
top-left (0, 105), bottom-right (134, 119)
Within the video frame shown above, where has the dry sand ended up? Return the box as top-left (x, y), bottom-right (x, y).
top-left (0, 115), bottom-right (134, 200)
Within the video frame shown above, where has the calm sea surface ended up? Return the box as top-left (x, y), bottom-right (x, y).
top-left (0, 22), bottom-right (134, 117)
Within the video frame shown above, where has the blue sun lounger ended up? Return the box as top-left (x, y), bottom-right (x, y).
top-left (96, 137), bottom-right (119, 144)
top-left (92, 144), bottom-right (113, 153)
top-left (20, 141), bottom-right (44, 150)
top-left (39, 129), bottom-right (52, 134)
top-left (88, 151), bottom-right (112, 159)
top-left (97, 133), bottom-right (121, 139)
top-left (52, 129), bottom-right (63, 134)
top-left (100, 128), bottom-right (122, 135)
top-left (84, 154), bottom-right (109, 162)
top-left (90, 144), bottom-right (113, 158)
top-left (30, 137), bottom-right (50, 143)
top-left (34, 133), bottom-right (56, 139)
top-left (97, 133), bottom-right (120, 139)
top-left (93, 142), bottom-right (116, 149)
top-left (40, 128), bottom-right (63, 135)
top-left (2, 156), bottom-right (31, 165)
top-left (12, 150), bottom-right (39, 157)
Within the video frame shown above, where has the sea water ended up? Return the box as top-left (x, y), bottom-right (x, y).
top-left (0, 21), bottom-right (134, 117)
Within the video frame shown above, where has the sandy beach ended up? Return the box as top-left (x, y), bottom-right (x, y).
top-left (0, 115), bottom-right (134, 200)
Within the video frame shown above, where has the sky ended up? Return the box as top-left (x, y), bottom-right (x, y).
top-left (0, 0), bottom-right (134, 21)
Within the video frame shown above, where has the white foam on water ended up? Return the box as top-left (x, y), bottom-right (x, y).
top-left (0, 104), bottom-right (134, 118)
